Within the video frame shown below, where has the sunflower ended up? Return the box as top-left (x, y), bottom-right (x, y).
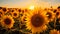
top-left (0, 10), bottom-right (4, 18)
top-left (2, 8), bottom-right (8, 14)
top-left (9, 9), bottom-right (15, 14)
top-left (11, 9), bottom-right (14, 12)
top-left (6, 8), bottom-right (10, 13)
top-left (11, 11), bottom-right (19, 18)
top-left (59, 30), bottom-right (60, 34)
top-left (53, 9), bottom-right (57, 13)
top-left (46, 10), bottom-right (55, 21)
top-left (18, 9), bottom-right (21, 12)
top-left (0, 7), bottom-right (2, 10)
top-left (25, 10), bottom-right (49, 33)
top-left (49, 29), bottom-right (60, 34)
top-left (21, 10), bottom-right (24, 14)
top-left (21, 14), bottom-right (27, 24)
top-left (0, 18), bottom-right (1, 21)
top-left (56, 11), bottom-right (60, 18)
top-left (1, 15), bottom-right (15, 29)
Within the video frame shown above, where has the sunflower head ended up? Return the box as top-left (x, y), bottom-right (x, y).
top-left (59, 30), bottom-right (60, 34)
top-left (2, 8), bottom-right (7, 12)
top-left (56, 12), bottom-right (59, 16)
top-left (56, 12), bottom-right (60, 16)
top-left (22, 10), bottom-right (24, 13)
top-left (2, 8), bottom-right (9, 14)
top-left (1, 15), bottom-right (15, 29)
top-left (46, 10), bottom-right (55, 21)
top-left (25, 10), bottom-right (49, 33)
top-left (11, 9), bottom-right (14, 12)
top-left (57, 6), bottom-right (60, 11)
top-left (24, 9), bottom-right (28, 13)
top-left (49, 29), bottom-right (60, 34)
top-left (11, 11), bottom-right (19, 18)
top-left (56, 11), bottom-right (60, 18)
top-left (18, 9), bottom-right (21, 12)
top-left (21, 14), bottom-right (26, 24)
top-left (53, 9), bottom-right (57, 13)
top-left (0, 7), bottom-right (2, 10)
top-left (0, 10), bottom-right (4, 18)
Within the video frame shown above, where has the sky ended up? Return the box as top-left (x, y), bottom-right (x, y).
top-left (0, 0), bottom-right (60, 8)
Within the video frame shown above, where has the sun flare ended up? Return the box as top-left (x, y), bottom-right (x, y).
top-left (29, 5), bottom-right (35, 10)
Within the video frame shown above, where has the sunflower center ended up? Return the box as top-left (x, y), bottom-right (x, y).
top-left (0, 7), bottom-right (2, 9)
top-left (47, 12), bottom-right (52, 18)
top-left (4, 18), bottom-right (11, 25)
top-left (18, 9), bottom-right (21, 12)
top-left (2, 8), bottom-right (6, 12)
top-left (14, 13), bottom-right (17, 16)
top-left (31, 14), bottom-right (44, 27)
top-left (56, 12), bottom-right (59, 16)
top-left (0, 12), bottom-right (2, 14)
top-left (12, 10), bottom-right (14, 12)
top-left (0, 15), bottom-right (1, 17)
top-left (53, 10), bottom-right (57, 13)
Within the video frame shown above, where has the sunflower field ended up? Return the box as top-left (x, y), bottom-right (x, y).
top-left (0, 6), bottom-right (60, 34)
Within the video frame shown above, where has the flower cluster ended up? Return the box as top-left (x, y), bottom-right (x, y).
top-left (0, 6), bottom-right (60, 34)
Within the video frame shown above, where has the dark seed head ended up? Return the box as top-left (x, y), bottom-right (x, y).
top-left (46, 12), bottom-right (52, 19)
top-left (0, 7), bottom-right (2, 9)
top-left (13, 13), bottom-right (17, 16)
top-left (18, 9), bottom-right (21, 12)
top-left (53, 10), bottom-right (57, 13)
top-left (4, 18), bottom-right (11, 25)
top-left (56, 12), bottom-right (59, 16)
top-left (31, 14), bottom-right (44, 27)
top-left (2, 8), bottom-right (6, 12)
top-left (0, 12), bottom-right (2, 14)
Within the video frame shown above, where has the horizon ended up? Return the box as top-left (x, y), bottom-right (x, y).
top-left (0, 0), bottom-right (60, 8)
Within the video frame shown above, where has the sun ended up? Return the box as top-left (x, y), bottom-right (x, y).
top-left (29, 5), bottom-right (34, 10)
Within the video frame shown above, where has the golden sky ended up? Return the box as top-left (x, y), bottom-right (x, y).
top-left (0, 0), bottom-right (60, 8)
